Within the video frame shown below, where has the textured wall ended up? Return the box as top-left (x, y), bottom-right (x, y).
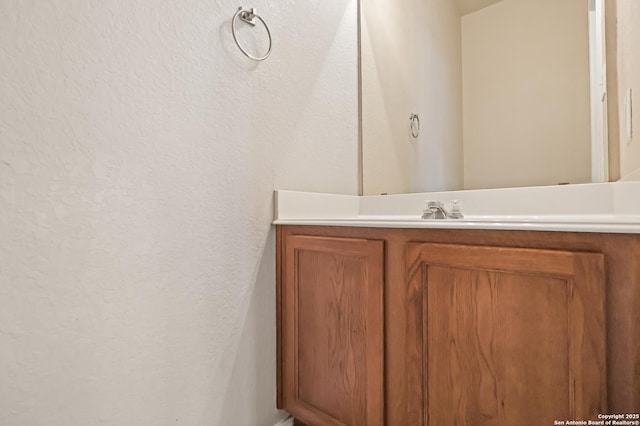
top-left (361, 0), bottom-right (463, 195)
top-left (0, 1), bottom-right (358, 425)
top-left (462, 0), bottom-right (591, 189)
top-left (617, 0), bottom-right (640, 179)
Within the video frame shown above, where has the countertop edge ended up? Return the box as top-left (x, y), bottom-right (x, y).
top-left (272, 219), bottom-right (640, 234)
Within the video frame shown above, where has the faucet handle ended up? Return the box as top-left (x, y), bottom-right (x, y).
top-left (422, 200), bottom-right (438, 218)
top-left (448, 200), bottom-right (464, 219)
top-left (422, 200), bottom-right (446, 219)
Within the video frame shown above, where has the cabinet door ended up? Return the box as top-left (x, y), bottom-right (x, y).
top-left (406, 243), bottom-right (606, 426)
top-left (280, 235), bottom-right (384, 426)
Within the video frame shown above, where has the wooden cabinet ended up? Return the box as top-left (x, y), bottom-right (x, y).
top-left (277, 226), bottom-right (640, 425)
top-left (407, 243), bottom-right (606, 425)
top-left (277, 235), bottom-right (384, 426)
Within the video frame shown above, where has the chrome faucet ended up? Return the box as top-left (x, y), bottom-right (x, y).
top-left (422, 200), bottom-right (464, 219)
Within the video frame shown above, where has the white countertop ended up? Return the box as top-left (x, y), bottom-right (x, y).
top-left (273, 182), bottom-right (640, 234)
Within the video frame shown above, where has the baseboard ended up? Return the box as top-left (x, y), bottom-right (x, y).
top-left (273, 415), bottom-right (293, 426)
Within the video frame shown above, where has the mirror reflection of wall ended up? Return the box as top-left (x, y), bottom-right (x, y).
top-left (462, 0), bottom-right (591, 190)
top-left (361, 0), bottom-right (638, 195)
top-left (616, 0), bottom-right (640, 182)
top-left (362, 0), bottom-right (463, 194)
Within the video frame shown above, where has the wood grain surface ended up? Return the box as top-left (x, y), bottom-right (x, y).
top-left (407, 243), bottom-right (606, 425)
top-left (276, 226), bottom-right (640, 425)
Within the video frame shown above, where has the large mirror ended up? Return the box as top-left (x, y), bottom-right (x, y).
top-left (360, 0), bottom-right (631, 195)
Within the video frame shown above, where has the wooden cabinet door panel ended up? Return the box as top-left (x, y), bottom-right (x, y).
top-left (407, 243), bottom-right (606, 426)
top-left (281, 235), bottom-right (384, 426)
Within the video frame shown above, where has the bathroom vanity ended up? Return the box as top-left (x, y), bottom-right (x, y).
top-left (274, 184), bottom-right (640, 426)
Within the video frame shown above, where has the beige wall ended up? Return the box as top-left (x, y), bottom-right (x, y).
top-left (361, 0), bottom-right (463, 194)
top-left (456, 0), bottom-right (504, 16)
top-left (617, 0), bottom-right (640, 179)
top-left (462, 0), bottom-right (592, 189)
top-left (0, 1), bottom-right (358, 425)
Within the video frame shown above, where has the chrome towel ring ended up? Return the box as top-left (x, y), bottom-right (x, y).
top-left (410, 113), bottom-right (420, 138)
top-left (231, 7), bottom-right (272, 62)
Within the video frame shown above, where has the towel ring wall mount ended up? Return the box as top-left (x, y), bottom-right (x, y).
top-left (231, 7), bottom-right (272, 61)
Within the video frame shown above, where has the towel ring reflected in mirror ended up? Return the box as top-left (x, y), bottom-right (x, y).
top-left (410, 113), bottom-right (420, 138)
